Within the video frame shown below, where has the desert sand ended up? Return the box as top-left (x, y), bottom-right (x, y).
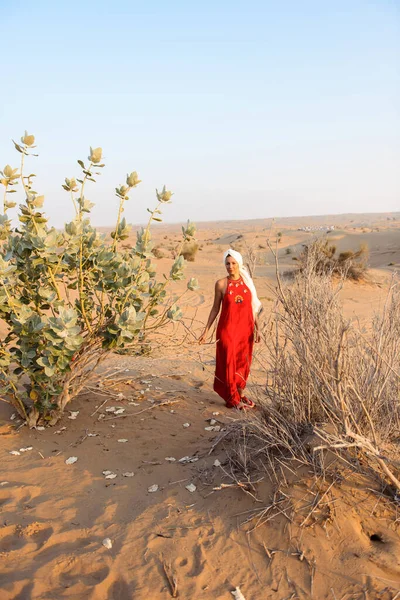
top-left (1, 212), bottom-right (399, 599)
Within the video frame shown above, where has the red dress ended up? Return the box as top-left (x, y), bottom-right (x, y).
top-left (214, 278), bottom-right (254, 407)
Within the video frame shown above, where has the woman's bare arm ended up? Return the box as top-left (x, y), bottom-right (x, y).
top-left (198, 280), bottom-right (225, 344)
top-left (254, 314), bottom-right (261, 343)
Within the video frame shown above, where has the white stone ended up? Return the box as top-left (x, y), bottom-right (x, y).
top-left (231, 587), bottom-right (246, 600)
top-left (179, 456), bottom-right (199, 464)
top-left (68, 411), bottom-right (79, 420)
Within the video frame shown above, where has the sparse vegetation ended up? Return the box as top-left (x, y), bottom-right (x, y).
top-left (152, 246), bottom-right (166, 259)
top-left (228, 246), bottom-right (400, 496)
top-left (180, 240), bottom-right (199, 262)
top-left (242, 242), bottom-right (257, 277)
top-left (0, 133), bottom-right (197, 427)
top-left (296, 238), bottom-right (368, 280)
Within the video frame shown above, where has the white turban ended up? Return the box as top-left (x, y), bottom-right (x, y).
top-left (223, 249), bottom-right (262, 318)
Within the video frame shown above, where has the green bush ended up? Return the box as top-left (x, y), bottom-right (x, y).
top-left (0, 133), bottom-right (198, 427)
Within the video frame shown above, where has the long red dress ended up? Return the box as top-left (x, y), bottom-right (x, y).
top-left (213, 278), bottom-right (254, 407)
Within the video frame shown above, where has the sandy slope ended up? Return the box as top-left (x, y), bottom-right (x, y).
top-left (1, 353), bottom-right (400, 599)
top-left (1, 214), bottom-right (400, 599)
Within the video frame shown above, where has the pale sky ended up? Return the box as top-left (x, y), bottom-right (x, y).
top-left (1, 0), bottom-right (399, 227)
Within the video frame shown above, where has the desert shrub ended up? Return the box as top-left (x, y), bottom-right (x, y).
top-left (296, 238), bottom-right (368, 280)
top-left (231, 248), bottom-right (400, 495)
top-left (242, 242), bottom-right (257, 277)
top-left (0, 133), bottom-right (198, 427)
top-left (285, 247), bottom-right (293, 255)
top-left (180, 241), bottom-right (199, 262)
top-left (152, 246), bottom-right (165, 259)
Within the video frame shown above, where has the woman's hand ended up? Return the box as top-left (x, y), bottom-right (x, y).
top-left (198, 331), bottom-right (208, 344)
top-left (254, 330), bottom-right (261, 344)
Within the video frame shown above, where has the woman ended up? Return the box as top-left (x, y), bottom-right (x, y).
top-left (199, 249), bottom-right (262, 409)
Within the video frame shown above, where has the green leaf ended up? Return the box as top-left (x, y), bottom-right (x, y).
top-left (12, 140), bottom-right (23, 153)
top-left (187, 277), bottom-right (199, 291)
top-left (31, 195), bottom-right (44, 208)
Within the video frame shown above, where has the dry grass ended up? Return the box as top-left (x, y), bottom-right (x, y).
top-left (296, 238), bottom-right (369, 280)
top-left (152, 246), bottom-right (166, 259)
top-left (180, 241), bottom-right (199, 262)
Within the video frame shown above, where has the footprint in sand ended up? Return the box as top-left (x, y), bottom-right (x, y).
top-left (0, 525), bottom-right (27, 553)
top-left (187, 543), bottom-right (207, 577)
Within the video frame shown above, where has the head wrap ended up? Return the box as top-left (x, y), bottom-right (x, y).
top-left (223, 249), bottom-right (262, 318)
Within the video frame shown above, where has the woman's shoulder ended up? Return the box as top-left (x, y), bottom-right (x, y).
top-left (215, 277), bottom-right (228, 292)
top-left (215, 277), bottom-right (227, 287)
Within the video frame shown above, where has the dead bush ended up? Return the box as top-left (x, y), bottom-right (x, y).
top-left (180, 241), bottom-right (199, 262)
top-left (242, 242), bottom-right (257, 277)
top-left (152, 246), bottom-right (165, 259)
top-left (296, 238), bottom-right (368, 280)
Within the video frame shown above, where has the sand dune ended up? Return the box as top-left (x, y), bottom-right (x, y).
top-left (1, 213), bottom-right (399, 599)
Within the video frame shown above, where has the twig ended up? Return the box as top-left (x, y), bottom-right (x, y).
top-left (262, 541), bottom-right (272, 561)
top-left (91, 397), bottom-right (109, 417)
top-left (300, 481), bottom-right (335, 527)
top-left (162, 559), bottom-right (179, 597)
top-left (246, 532), bottom-right (263, 585)
top-left (208, 429), bottom-right (231, 455)
top-left (102, 367), bottom-right (127, 381)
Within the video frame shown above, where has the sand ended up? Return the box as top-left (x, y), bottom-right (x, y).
top-left (1, 212), bottom-right (399, 599)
